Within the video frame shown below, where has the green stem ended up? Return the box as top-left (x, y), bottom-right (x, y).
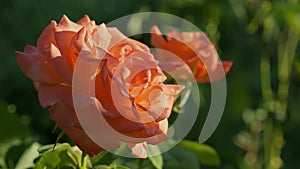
top-left (263, 118), bottom-right (284, 169)
top-left (277, 30), bottom-right (299, 120)
top-left (260, 56), bottom-right (273, 104)
top-left (264, 28), bottom-right (299, 169)
top-left (260, 42), bottom-right (274, 169)
top-left (263, 118), bottom-right (273, 169)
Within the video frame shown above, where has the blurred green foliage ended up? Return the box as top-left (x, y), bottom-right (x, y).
top-left (0, 0), bottom-right (299, 168)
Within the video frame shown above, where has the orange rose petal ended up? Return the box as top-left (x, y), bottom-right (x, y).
top-left (74, 53), bottom-right (108, 100)
top-left (50, 101), bottom-right (78, 129)
top-left (37, 21), bottom-right (57, 52)
top-left (61, 124), bottom-right (104, 156)
top-left (50, 101), bottom-right (103, 156)
top-left (164, 84), bottom-right (185, 96)
top-left (84, 20), bottom-right (96, 35)
top-left (95, 60), bottom-right (122, 118)
top-left (158, 118), bottom-right (168, 134)
top-left (92, 24), bottom-right (112, 50)
top-left (107, 27), bottom-right (128, 49)
top-left (146, 119), bottom-right (168, 145)
top-left (121, 53), bottom-right (155, 85)
top-left (56, 15), bottom-right (82, 32)
top-left (71, 27), bottom-right (88, 56)
top-left (76, 14), bottom-right (91, 26)
top-left (150, 107), bottom-right (172, 123)
top-left (38, 84), bottom-right (72, 108)
top-left (151, 26), bottom-right (197, 62)
top-left (54, 32), bottom-right (77, 69)
top-left (150, 25), bottom-right (166, 47)
top-left (150, 25), bottom-right (232, 84)
top-left (128, 142), bottom-right (148, 158)
top-left (33, 82), bottom-right (40, 90)
top-left (108, 82), bottom-right (156, 122)
top-left (145, 89), bottom-right (171, 121)
top-left (149, 84), bottom-right (184, 121)
top-left (195, 61), bottom-right (232, 83)
top-left (73, 95), bottom-right (121, 150)
top-left (165, 42), bottom-right (197, 63)
top-left (54, 16), bottom-right (84, 68)
top-left (198, 44), bottom-right (219, 72)
top-left (76, 15), bottom-right (96, 37)
top-left (108, 27), bottom-right (149, 53)
top-left (105, 115), bottom-right (160, 138)
top-left (222, 61), bottom-right (233, 74)
top-left (15, 45), bottom-right (63, 84)
top-left (50, 44), bottom-right (73, 82)
top-left (148, 84), bottom-right (184, 121)
top-left (79, 51), bottom-right (119, 119)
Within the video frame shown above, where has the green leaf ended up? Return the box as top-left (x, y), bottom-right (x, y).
top-left (37, 144), bottom-right (56, 154)
top-left (110, 163), bottom-right (131, 169)
top-left (92, 164), bottom-right (130, 169)
top-left (91, 151), bottom-right (117, 166)
top-left (5, 143), bottom-right (28, 169)
top-left (178, 140), bottom-right (220, 167)
top-left (147, 145), bottom-right (163, 169)
top-left (34, 143), bottom-right (81, 169)
top-left (67, 146), bottom-right (83, 166)
top-left (148, 155), bottom-right (163, 169)
top-left (138, 159), bottom-right (156, 169)
top-left (111, 157), bottom-right (135, 168)
top-left (15, 142), bottom-right (40, 169)
top-left (163, 147), bottom-right (199, 169)
top-left (93, 165), bottom-right (111, 169)
top-left (115, 166), bottom-right (131, 169)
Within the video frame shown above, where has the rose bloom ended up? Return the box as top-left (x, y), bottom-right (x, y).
top-left (150, 25), bottom-right (232, 83)
top-left (15, 15), bottom-right (183, 158)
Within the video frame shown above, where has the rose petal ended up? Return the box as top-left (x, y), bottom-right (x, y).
top-left (150, 25), bottom-right (166, 47)
top-left (15, 45), bottom-right (63, 84)
top-left (76, 15), bottom-right (91, 26)
top-left (108, 27), bottom-right (149, 54)
top-left (37, 21), bottom-right (57, 52)
top-left (92, 23), bottom-right (112, 50)
top-left (38, 84), bottom-right (72, 108)
top-left (70, 27), bottom-right (88, 56)
top-left (50, 44), bottom-right (73, 82)
top-left (150, 25), bottom-right (232, 84)
top-left (195, 61), bottom-right (233, 83)
top-left (128, 142), bottom-right (148, 158)
top-left (76, 15), bottom-right (96, 39)
top-left (50, 101), bottom-right (78, 128)
top-left (50, 101), bottom-right (103, 156)
top-left (146, 119), bottom-right (168, 145)
top-left (151, 26), bottom-right (198, 64)
top-left (54, 15), bottom-right (83, 69)
top-left (56, 15), bottom-right (82, 32)
top-left (72, 94), bottom-right (121, 150)
top-left (104, 115), bottom-right (159, 138)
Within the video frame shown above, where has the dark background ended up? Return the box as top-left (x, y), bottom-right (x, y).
top-left (0, 0), bottom-right (299, 168)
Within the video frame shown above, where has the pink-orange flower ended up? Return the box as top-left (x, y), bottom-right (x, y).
top-left (151, 25), bottom-right (232, 83)
top-left (15, 15), bottom-right (183, 158)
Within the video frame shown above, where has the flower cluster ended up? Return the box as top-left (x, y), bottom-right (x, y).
top-left (15, 15), bottom-right (231, 158)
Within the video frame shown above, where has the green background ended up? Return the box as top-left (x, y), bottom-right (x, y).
top-left (0, 0), bottom-right (299, 168)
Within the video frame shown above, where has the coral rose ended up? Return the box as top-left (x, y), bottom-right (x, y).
top-left (15, 15), bottom-right (183, 158)
top-left (150, 25), bottom-right (232, 83)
